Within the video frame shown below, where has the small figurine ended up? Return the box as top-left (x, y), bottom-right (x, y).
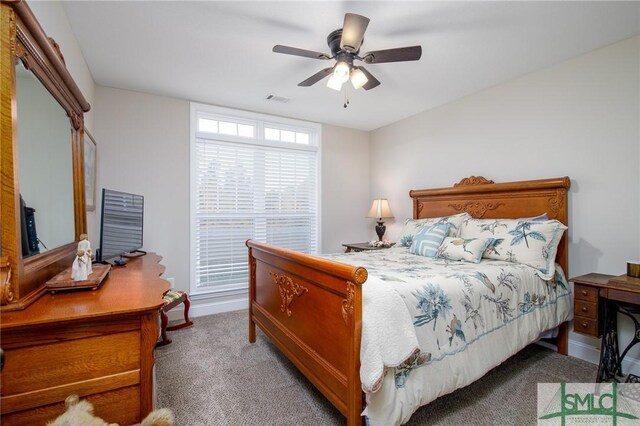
top-left (78, 234), bottom-right (93, 276)
top-left (71, 249), bottom-right (88, 281)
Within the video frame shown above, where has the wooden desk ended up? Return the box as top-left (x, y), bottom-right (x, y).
top-left (570, 273), bottom-right (640, 382)
top-left (0, 254), bottom-right (170, 425)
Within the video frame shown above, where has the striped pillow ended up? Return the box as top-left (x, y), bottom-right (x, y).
top-left (409, 223), bottom-right (451, 258)
top-left (397, 213), bottom-right (470, 247)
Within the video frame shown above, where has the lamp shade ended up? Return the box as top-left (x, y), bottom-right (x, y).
top-left (367, 199), bottom-right (394, 219)
top-left (326, 74), bottom-right (343, 91)
top-left (350, 68), bottom-right (368, 90)
top-left (333, 61), bottom-right (350, 83)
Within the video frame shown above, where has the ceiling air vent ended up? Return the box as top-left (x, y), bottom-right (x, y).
top-left (266, 94), bottom-right (290, 103)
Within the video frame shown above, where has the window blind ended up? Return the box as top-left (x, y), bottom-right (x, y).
top-left (191, 105), bottom-right (319, 294)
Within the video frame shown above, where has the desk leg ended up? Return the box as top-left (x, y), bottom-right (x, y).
top-left (616, 304), bottom-right (640, 377)
top-left (597, 300), bottom-right (621, 382)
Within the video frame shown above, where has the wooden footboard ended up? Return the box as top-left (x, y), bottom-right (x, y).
top-left (246, 240), bottom-right (367, 426)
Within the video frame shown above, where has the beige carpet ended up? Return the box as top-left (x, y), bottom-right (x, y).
top-left (155, 310), bottom-right (597, 425)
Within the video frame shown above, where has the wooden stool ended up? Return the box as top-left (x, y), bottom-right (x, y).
top-left (157, 290), bottom-right (193, 347)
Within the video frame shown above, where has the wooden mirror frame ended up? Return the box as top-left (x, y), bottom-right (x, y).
top-left (1, 0), bottom-right (90, 310)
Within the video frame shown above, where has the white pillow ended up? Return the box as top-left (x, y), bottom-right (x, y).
top-left (397, 213), bottom-right (470, 247)
top-left (459, 218), bottom-right (567, 279)
top-left (436, 237), bottom-right (494, 264)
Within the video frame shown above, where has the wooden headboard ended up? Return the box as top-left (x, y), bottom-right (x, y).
top-left (409, 176), bottom-right (571, 274)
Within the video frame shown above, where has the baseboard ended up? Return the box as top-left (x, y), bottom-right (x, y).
top-left (568, 339), bottom-right (601, 365)
top-left (166, 295), bottom-right (248, 322)
top-left (568, 338), bottom-right (640, 375)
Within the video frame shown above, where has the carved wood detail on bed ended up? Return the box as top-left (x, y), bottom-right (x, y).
top-left (342, 282), bottom-right (356, 325)
top-left (248, 176), bottom-right (571, 426)
top-left (454, 176), bottom-right (495, 186)
top-left (447, 201), bottom-right (505, 218)
top-left (270, 271), bottom-right (308, 317)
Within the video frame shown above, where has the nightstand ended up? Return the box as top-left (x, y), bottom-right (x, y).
top-left (570, 273), bottom-right (640, 382)
top-left (342, 242), bottom-right (395, 253)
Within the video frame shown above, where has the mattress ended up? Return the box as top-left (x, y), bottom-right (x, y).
top-left (323, 246), bottom-right (573, 425)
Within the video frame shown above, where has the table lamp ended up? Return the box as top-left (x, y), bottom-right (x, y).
top-left (367, 199), bottom-right (394, 241)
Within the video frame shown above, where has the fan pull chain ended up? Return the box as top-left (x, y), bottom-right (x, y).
top-left (344, 84), bottom-right (350, 108)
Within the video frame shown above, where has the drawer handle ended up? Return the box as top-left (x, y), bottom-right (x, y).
top-left (582, 322), bottom-right (589, 328)
top-left (581, 306), bottom-right (588, 312)
top-left (581, 290), bottom-right (588, 296)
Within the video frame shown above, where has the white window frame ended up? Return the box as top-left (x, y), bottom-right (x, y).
top-left (190, 102), bottom-right (322, 298)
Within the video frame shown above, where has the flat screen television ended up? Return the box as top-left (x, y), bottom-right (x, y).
top-left (97, 188), bottom-right (144, 263)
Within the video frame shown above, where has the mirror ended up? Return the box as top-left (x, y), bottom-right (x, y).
top-left (1, 0), bottom-right (90, 309)
top-left (16, 61), bottom-right (76, 258)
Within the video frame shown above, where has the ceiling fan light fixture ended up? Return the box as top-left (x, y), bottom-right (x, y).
top-left (350, 68), bottom-right (368, 90)
top-left (333, 61), bottom-right (350, 83)
top-left (326, 74), bottom-right (343, 91)
top-left (274, 13), bottom-right (422, 94)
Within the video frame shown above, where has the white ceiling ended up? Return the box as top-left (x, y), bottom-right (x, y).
top-left (62, 1), bottom-right (640, 131)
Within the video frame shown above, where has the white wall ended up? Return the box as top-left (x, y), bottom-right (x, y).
top-left (321, 125), bottom-right (371, 253)
top-left (370, 36), bottom-right (640, 365)
top-left (93, 87), bottom-right (190, 294)
top-left (94, 87), bottom-right (371, 303)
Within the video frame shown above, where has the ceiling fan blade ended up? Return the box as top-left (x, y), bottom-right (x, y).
top-left (298, 68), bottom-right (333, 87)
top-left (355, 66), bottom-right (381, 91)
top-left (362, 46), bottom-right (422, 64)
top-left (340, 13), bottom-right (370, 52)
top-left (273, 45), bottom-right (331, 60)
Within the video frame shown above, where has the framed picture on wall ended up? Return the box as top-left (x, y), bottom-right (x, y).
top-left (84, 130), bottom-right (97, 211)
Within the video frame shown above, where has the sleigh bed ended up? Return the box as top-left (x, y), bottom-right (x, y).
top-left (246, 176), bottom-right (571, 425)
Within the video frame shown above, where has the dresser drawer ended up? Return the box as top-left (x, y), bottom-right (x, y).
top-left (1, 385), bottom-right (140, 426)
top-left (607, 289), bottom-right (640, 305)
top-left (574, 284), bottom-right (598, 302)
top-left (575, 300), bottom-right (598, 319)
top-left (574, 316), bottom-right (599, 337)
top-left (1, 331), bottom-right (140, 396)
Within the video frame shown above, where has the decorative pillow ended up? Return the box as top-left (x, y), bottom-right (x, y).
top-left (398, 213), bottom-right (470, 247)
top-left (409, 223), bottom-right (451, 258)
top-left (459, 218), bottom-right (567, 279)
top-left (522, 213), bottom-right (549, 221)
top-left (436, 237), bottom-right (494, 264)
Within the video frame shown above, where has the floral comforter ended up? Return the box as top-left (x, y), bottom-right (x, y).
top-left (323, 246), bottom-right (572, 426)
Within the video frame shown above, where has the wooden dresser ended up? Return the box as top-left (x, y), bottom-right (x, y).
top-left (0, 254), bottom-right (170, 425)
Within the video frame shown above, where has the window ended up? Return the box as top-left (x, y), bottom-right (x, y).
top-left (264, 126), bottom-right (310, 145)
top-left (190, 103), bottom-right (320, 296)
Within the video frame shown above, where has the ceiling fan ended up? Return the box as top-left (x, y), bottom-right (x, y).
top-left (273, 13), bottom-right (422, 92)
